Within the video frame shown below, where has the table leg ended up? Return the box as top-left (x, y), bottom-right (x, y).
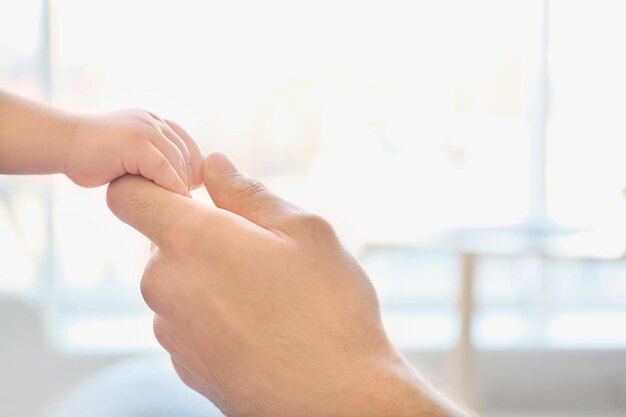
top-left (449, 252), bottom-right (478, 409)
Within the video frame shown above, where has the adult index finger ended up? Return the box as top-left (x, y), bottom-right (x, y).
top-left (107, 174), bottom-right (205, 249)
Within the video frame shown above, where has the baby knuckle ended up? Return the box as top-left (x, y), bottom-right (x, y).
top-left (128, 121), bottom-right (161, 142)
top-left (143, 110), bottom-right (159, 120)
top-left (130, 109), bottom-right (156, 123)
top-left (164, 118), bottom-right (181, 130)
top-left (127, 125), bottom-right (148, 142)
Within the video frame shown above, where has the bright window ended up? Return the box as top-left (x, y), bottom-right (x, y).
top-left (1, 0), bottom-right (625, 351)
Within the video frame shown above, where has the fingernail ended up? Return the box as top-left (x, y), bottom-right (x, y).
top-left (178, 180), bottom-right (192, 198)
top-left (207, 152), bottom-right (238, 175)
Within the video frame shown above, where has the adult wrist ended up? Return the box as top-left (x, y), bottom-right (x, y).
top-left (342, 350), bottom-right (471, 417)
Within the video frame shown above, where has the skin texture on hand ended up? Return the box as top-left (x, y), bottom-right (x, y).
top-left (107, 153), bottom-right (471, 417)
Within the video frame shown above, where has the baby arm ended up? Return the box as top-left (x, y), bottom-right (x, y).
top-left (0, 89), bottom-right (202, 195)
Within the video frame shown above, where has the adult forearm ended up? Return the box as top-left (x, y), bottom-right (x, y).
top-left (346, 352), bottom-right (472, 417)
top-left (0, 89), bottom-right (77, 174)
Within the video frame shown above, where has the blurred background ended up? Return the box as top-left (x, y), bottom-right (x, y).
top-left (1, 0), bottom-right (626, 416)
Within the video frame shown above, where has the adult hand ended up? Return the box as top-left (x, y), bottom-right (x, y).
top-left (107, 153), bottom-right (469, 417)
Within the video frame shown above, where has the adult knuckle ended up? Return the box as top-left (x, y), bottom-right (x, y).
top-left (228, 177), bottom-right (272, 212)
top-left (139, 278), bottom-right (157, 311)
top-left (286, 212), bottom-right (337, 244)
top-left (236, 177), bottom-right (268, 201)
top-left (160, 225), bottom-right (195, 256)
top-left (299, 212), bottom-right (335, 234)
top-left (172, 361), bottom-right (196, 389)
top-left (163, 208), bottom-right (204, 251)
top-left (152, 316), bottom-right (169, 348)
top-left (140, 259), bottom-right (162, 311)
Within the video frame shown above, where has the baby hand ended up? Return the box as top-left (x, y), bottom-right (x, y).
top-left (63, 110), bottom-right (202, 196)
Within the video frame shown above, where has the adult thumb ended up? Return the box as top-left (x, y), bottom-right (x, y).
top-left (202, 153), bottom-right (299, 230)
